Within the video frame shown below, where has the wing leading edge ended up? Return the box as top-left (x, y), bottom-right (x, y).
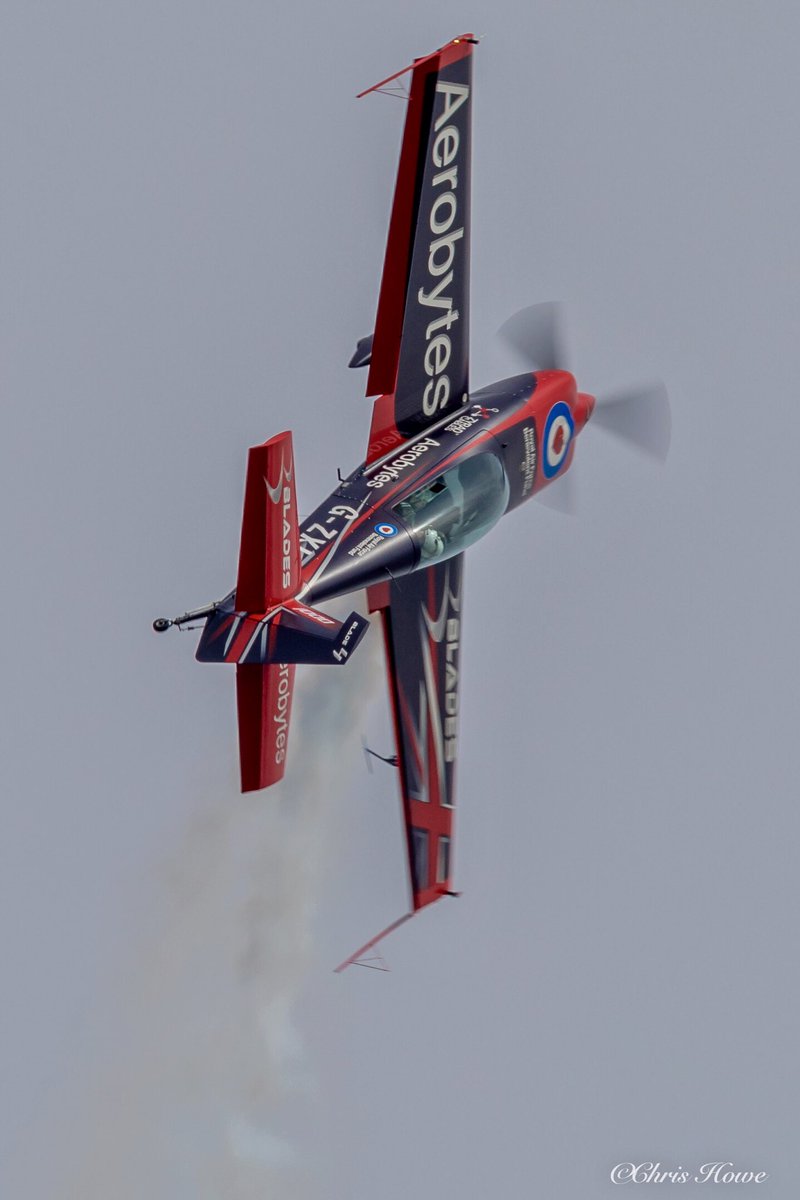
top-left (364, 36), bottom-right (476, 460)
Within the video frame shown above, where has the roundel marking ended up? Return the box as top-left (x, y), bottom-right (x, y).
top-left (375, 522), bottom-right (398, 538)
top-left (542, 401), bottom-right (575, 478)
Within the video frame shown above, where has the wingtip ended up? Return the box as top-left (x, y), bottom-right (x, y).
top-left (356, 33), bottom-right (478, 99)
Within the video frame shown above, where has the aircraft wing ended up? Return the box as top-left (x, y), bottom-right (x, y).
top-left (367, 554), bottom-right (464, 911)
top-left (363, 36), bottom-right (476, 460)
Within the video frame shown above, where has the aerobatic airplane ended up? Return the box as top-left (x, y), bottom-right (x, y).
top-left (155, 35), bottom-right (669, 968)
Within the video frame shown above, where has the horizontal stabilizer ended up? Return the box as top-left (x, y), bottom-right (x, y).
top-left (196, 601), bottom-right (369, 666)
top-left (270, 604), bottom-right (368, 665)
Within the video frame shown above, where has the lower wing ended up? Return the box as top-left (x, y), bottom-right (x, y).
top-left (335, 556), bottom-right (464, 969)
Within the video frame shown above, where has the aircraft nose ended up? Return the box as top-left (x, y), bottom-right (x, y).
top-left (573, 391), bottom-right (595, 431)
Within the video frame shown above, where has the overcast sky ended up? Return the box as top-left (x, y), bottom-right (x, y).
top-left (3, 2), bottom-right (800, 1198)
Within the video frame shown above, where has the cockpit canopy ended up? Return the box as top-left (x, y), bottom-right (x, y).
top-left (394, 450), bottom-right (509, 563)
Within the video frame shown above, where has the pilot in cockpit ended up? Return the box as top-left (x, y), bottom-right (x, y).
top-left (396, 454), bottom-right (503, 560)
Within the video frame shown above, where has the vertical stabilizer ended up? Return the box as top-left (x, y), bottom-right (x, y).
top-left (236, 661), bottom-right (296, 791)
top-left (234, 431), bottom-right (299, 790)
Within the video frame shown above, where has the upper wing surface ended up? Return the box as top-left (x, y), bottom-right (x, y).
top-left (365, 36), bottom-right (475, 456)
top-left (367, 554), bottom-right (464, 911)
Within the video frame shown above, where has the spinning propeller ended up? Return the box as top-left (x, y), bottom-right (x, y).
top-left (498, 302), bottom-right (671, 464)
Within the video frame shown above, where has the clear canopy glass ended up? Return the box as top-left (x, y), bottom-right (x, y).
top-left (394, 451), bottom-right (509, 562)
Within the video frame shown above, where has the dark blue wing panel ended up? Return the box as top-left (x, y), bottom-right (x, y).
top-left (369, 554), bottom-right (464, 909)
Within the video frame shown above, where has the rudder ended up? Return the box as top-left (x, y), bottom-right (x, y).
top-left (236, 431), bottom-right (300, 612)
top-left (236, 661), bottom-right (295, 791)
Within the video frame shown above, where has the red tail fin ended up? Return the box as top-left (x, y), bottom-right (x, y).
top-left (233, 432), bottom-right (300, 791)
top-left (236, 432), bottom-right (300, 611)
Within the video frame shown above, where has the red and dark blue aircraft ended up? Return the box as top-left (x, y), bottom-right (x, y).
top-left (155, 35), bottom-right (669, 967)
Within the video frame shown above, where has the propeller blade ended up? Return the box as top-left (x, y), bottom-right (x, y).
top-left (499, 304), bottom-right (670, 462)
top-left (497, 302), bottom-right (570, 372)
top-left (535, 469), bottom-right (577, 515)
top-left (592, 382), bottom-right (671, 462)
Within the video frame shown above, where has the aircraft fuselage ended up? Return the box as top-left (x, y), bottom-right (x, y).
top-left (295, 370), bottom-right (594, 607)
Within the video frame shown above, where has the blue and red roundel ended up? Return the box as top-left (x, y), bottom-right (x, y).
top-left (542, 402), bottom-right (574, 478)
top-left (375, 522), bottom-right (398, 538)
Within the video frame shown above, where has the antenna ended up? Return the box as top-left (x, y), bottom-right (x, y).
top-left (361, 737), bottom-right (399, 771)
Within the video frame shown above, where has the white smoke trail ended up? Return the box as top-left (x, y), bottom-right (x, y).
top-left (58, 600), bottom-right (383, 1199)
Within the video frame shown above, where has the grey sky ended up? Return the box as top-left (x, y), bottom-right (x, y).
top-left (3, 2), bottom-right (799, 1197)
